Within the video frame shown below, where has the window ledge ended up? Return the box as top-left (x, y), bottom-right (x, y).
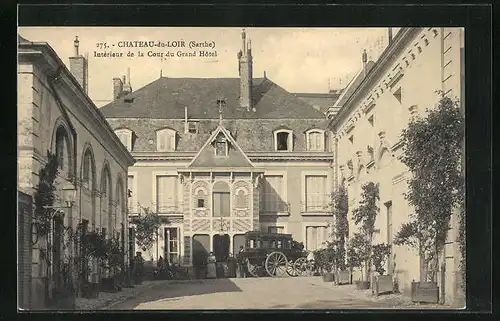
top-left (235, 207), bottom-right (249, 211)
top-left (366, 160), bottom-right (375, 168)
top-left (301, 212), bottom-right (333, 216)
top-left (259, 212), bottom-right (290, 216)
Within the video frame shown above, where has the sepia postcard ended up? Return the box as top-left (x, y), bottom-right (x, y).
top-left (17, 26), bottom-right (466, 311)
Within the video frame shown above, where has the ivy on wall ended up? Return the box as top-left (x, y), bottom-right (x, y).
top-left (132, 206), bottom-right (161, 252)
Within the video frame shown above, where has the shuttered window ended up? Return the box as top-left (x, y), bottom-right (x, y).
top-left (305, 175), bottom-right (328, 212)
top-left (156, 175), bottom-right (178, 213)
top-left (308, 131), bottom-right (324, 151)
top-left (213, 192), bottom-right (230, 217)
top-left (157, 129), bottom-right (176, 152)
top-left (261, 175), bottom-right (285, 212)
top-left (306, 226), bottom-right (328, 251)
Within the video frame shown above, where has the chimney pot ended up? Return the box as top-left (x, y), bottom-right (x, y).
top-left (69, 37), bottom-right (88, 94)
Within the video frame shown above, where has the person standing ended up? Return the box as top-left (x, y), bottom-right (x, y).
top-left (133, 252), bottom-right (144, 284)
top-left (206, 252), bottom-right (217, 279)
top-left (237, 245), bottom-right (247, 278)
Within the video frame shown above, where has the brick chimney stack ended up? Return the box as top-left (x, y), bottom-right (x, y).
top-left (237, 29), bottom-right (253, 112)
top-left (123, 67), bottom-right (132, 94)
top-left (69, 36), bottom-right (89, 94)
top-left (113, 77), bottom-right (124, 100)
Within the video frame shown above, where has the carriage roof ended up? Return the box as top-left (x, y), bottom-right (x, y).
top-left (244, 231), bottom-right (293, 240)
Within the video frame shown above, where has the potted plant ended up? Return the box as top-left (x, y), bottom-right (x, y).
top-left (314, 249), bottom-right (334, 282)
top-left (348, 233), bottom-right (371, 290)
top-left (371, 243), bottom-right (393, 296)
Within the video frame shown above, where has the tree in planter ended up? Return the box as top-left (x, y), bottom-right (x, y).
top-left (351, 182), bottom-right (380, 282)
top-left (330, 184), bottom-right (349, 277)
top-left (394, 94), bottom-right (464, 287)
top-left (372, 243), bottom-right (392, 276)
top-left (346, 232), bottom-right (370, 282)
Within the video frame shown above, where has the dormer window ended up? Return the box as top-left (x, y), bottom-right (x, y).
top-left (156, 128), bottom-right (176, 151)
top-left (188, 122), bottom-right (198, 134)
top-left (214, 134), bottom-right (228, 157)
top-left (114, 128), bottom-right (133, 152)
top-left (306, 129), bottom-right (325, 151)
top-left (274, 129), bottom-right (293, 151)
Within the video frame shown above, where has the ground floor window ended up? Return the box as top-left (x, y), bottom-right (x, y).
top-left (305, 225), bottom-right (328, 251)
top-left (164, 227), bottom-right (179, 264)
top-left (268, 226), bottom-right (285, 234)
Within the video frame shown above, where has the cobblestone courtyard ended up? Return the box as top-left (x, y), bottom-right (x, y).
top-left (105, 276), bottom-right (444, 310)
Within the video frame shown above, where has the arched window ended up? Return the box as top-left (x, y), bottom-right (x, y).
top-left (100, 166), bottom-right (112, 238)
top-left (114, 128), bottom-right (133, 152)
top-left (55, 126), bottom-right (70, 172)
top-left (82, 148), bottom-right (95, 190)
top-left (156, 128), bottom-right (176, 152)
top-left (274, 129), bottom-right (293, 151)
top-left (196, 189), bottom-right (207, 208)
top-left (306, 129), bottom-right (325, 151)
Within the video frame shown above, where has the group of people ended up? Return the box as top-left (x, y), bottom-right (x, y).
top-left (205, 246), bottom-right (248, 279)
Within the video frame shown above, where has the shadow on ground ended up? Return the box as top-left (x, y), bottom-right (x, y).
top-left (108, 278), bottom-right (242, 309)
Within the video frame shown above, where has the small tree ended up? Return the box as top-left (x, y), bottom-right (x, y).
top-left (352, 182), bottom-right (379, 281)
top-left (346, 232), bottom-right (369, 281)
top-left (394, 94), bottom-right (464, 283)
top-left (133, 206), bottom-right (161, 253)
top-left (372, 243), bottom-right (392, 275)
top-left (331, 184), bottom-right (349, 272)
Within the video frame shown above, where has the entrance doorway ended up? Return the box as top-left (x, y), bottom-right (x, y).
top-left (213, 234), bottom-right (230, 262)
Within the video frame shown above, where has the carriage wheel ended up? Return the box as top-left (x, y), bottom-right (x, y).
top-left (294, 257), bottom-right (308, 276)
top-left (286, 260), bottom-right (299, 277)
top-left (246, 259), bottom-right (261, 277)
top-left (265, 252), bottom-right (288, 277)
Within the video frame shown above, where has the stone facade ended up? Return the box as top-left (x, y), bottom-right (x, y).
top-left (328, 27), bottom-right (465, 305)
top-left (18, 36), bottom-right (135, 309)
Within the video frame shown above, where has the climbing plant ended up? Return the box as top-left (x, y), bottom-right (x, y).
top-left (393, 93), bottom-right (465, 283)
top-left (33, 150), bottom-right (60, 238)
top-left (132, 206), bottom-right (161, 252)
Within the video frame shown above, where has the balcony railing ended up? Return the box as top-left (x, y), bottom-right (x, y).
top-left (301, 195), bottom-right (332, 214)
top-left (259, 201), bottom-right (290, 215)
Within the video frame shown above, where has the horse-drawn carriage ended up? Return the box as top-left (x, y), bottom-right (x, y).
top-left (240, 231), bottom-right (313, 277)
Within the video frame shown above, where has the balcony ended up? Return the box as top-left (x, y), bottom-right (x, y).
top-left (301, 195), bottom-right (332, 215)
top-left (259, 201), bottom-right (290, 216)
top-left (154, 202), bottom-right (182, 215)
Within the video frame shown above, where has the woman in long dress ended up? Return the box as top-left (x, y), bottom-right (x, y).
top-left (206, 252), bottom-right (217, 279)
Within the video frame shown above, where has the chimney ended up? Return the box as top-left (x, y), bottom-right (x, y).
top-left (362, 49), bottom-right (368, 77)
top-left (113, 77), bottom-right (124, 100)
top-left (69, 36), bottom-right (89, 94)
top-left (237, 29), bottom-right (253, 112)
top-left (388, 28), bottom-right (393, 45)
top-left (122, 67), bottom-right (132, 95)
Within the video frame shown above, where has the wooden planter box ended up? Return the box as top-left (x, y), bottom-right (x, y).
top-left (322, 272), bottom-right (334, 282)
top-left (336, 270), bottom-right (350, 285)
top-left (355, 280), bottom-right (370, 290)
top-left (371, 275), bottom-right (394, 296)
top-left (411, 281), bottom-right (439, 303)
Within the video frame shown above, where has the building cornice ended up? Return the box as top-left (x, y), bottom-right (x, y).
top-left (18, 42), bottom-right (136, 168)
top-left (131, 151), bottom-right (334, 162)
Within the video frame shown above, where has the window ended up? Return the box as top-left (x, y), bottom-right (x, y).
top-left (55, 126), bottom-right (70, 172)
top-left (274, 129), bottom-right (293, 151)
top-left (306, 130), bottom-right (325, 151)
top-left (305, 226), bottom-right (328, 251)
top-left (268, 226), bottom-right (284, 234)
top-left (156, 175), bottom-right (178, 213)
top-left (214, 134), bottom-right (228, 156)
top-left (213, 192), bottom-right (230, 217)
top-left (164, 228), bottom-right (179, 264)
top-left (156, 128), bottom-right (176, 152)
top-left (127, 175), bottom-right (136, 213)
top-left (115, 129), bottom-right (133, 151)
top-left (305, 175), bottom-right (328, 212)
top-left (261, 175), bottom-right (286, 213)
top-left (188, 122), bottom-right (197, 134)
top-left (82, 150), bottom-right (94, 189)
top-left (197, 190), bottom-right (205, 208)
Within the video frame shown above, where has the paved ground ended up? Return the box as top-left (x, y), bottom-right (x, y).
top-left (107, 276), bottom-right (450, 310)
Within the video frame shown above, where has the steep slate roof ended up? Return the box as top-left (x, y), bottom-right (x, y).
top-left (187, 124), bottom-right (254, 168)
top-left (294, 91), bottom-right (342, 114)
top-left (100, 77), bottom-right (326, 119)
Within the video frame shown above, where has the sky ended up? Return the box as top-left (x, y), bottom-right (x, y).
top-left (19, 27), bottom-right (401, 108)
